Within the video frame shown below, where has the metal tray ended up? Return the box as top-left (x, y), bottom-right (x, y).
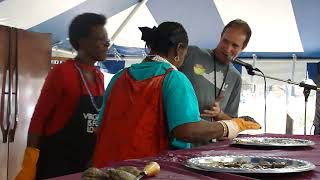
top-left (185, 155), bottom-right (315, 173)
top-left (231, 137), bottom-right (315, 147)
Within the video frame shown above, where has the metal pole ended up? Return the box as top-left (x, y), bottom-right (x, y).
top-left (305, 101), bottom-right (307, 135)
top-left (252, 54), bottom-right (267, 133)
top-left (251, 55), bottom-right (267, 133)
top-left (291, 54), bottom-right (297, 82)
top-left (251, 54), bottom-right (257, 86)
top-left (109, 0), bottom-right (149, 47)
top-left (291, 54), bottom-right (297, 97)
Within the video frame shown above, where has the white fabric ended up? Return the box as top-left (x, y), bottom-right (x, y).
top-left (222, 120), bottom-right (240, 139)
top-left (150, 55), bottom-right (177, 70)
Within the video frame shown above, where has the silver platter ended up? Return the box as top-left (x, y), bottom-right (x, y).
top-left (185, 155), bottom-right (315, 173)
top-left (231, 137), bottom-right (315, 147)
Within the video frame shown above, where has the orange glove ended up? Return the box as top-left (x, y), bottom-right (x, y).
top-left (15, 147), bottom-right (40, 180)
top-left (221, 117), bottom-right (261, 139)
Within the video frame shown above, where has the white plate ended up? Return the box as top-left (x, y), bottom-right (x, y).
top-left (231, 137), bottom-right (315, 147)
top-left (186, 155), bottom-right (315, 174)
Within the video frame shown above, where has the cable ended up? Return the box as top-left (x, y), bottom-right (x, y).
top-left (256, 68), bottom-right (267, 133)
top-left (212, 51), bottom-right (229, 99)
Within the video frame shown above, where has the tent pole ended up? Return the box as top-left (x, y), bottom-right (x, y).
top-left (251, 54), bottom-right (257, 85)
top-left (291, 54), bottom-right (297, 84)
top-left (109, 0), bottom-right (149, 47)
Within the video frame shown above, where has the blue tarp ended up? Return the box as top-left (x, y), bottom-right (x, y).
top-left (307, 62), bottom-right (319, 82)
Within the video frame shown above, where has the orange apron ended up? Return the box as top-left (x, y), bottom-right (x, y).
top-left (93, 68), bottom-right (173, 168)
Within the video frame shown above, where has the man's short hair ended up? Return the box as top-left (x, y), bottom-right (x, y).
top-left (221, 19), bottom-right (251, 49)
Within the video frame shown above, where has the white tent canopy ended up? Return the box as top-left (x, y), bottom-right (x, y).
top-left (1, 0), bottom-right (319, 58)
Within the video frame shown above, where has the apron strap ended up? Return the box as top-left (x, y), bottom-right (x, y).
top-left (164, 68), bottom-right (174, 75)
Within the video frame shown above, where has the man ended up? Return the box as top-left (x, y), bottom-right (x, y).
top-left (179, 19), bottom-right (251, 120)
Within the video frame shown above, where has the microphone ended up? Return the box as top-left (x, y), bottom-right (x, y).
top-left (299, 82), bottom-right (320, 91)
top-left (231, 58), bottom-right (259, 71)
top-left (228, 55), bottom-right (259, 71)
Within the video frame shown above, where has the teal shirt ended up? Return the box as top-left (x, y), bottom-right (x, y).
top-left (97, 61), bottom-right (200, 149)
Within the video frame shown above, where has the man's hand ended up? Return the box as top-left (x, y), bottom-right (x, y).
top-left (201, 95), bottom-right (230, 120)
top-left (201, 105), bottom-right (221, 118)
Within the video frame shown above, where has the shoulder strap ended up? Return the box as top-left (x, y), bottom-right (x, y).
top-left (164, 68), bottom-right (174, 75)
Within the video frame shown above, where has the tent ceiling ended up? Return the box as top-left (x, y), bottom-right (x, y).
top-left (0, 0), bottom-right (319, 58)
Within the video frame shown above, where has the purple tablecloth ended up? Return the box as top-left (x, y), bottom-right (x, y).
top-left (49, 134), bottom-right (320, 180)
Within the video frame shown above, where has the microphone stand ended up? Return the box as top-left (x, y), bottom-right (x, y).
top-left (244, 66), bottom-right (318, 135)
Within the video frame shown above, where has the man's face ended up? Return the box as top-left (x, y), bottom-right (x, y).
top-left (215, 27), bottom-right (247, 64)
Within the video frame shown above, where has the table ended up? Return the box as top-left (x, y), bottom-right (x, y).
top-left (49, 134), bottom-right (320, 180)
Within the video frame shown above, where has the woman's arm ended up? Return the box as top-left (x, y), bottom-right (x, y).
top-left (172, 121), bottom-right (224, 143)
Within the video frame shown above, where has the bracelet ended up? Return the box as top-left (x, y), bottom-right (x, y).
top-left (218, 121), bottom-right (228, 137)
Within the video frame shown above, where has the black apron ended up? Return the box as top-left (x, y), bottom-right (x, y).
top-left (36, 85), bottom-right (102, 179)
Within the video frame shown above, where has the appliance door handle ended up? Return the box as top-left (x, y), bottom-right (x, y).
top-left (0, 128), bottom-right (8, 143)
top-left (8, 64), bottom-right (18, 143)
top-left (0, 108), bottom-right (8, 143)
top-left (0, 26), bottom-right (11, 143)
top-left (0, 69), bottom-right (9, 143)
top-left (8, 28), bottom-right (17, 143)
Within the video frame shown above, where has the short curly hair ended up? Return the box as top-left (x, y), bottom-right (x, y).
top-left (68, 13), bottom-right (106, 51)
